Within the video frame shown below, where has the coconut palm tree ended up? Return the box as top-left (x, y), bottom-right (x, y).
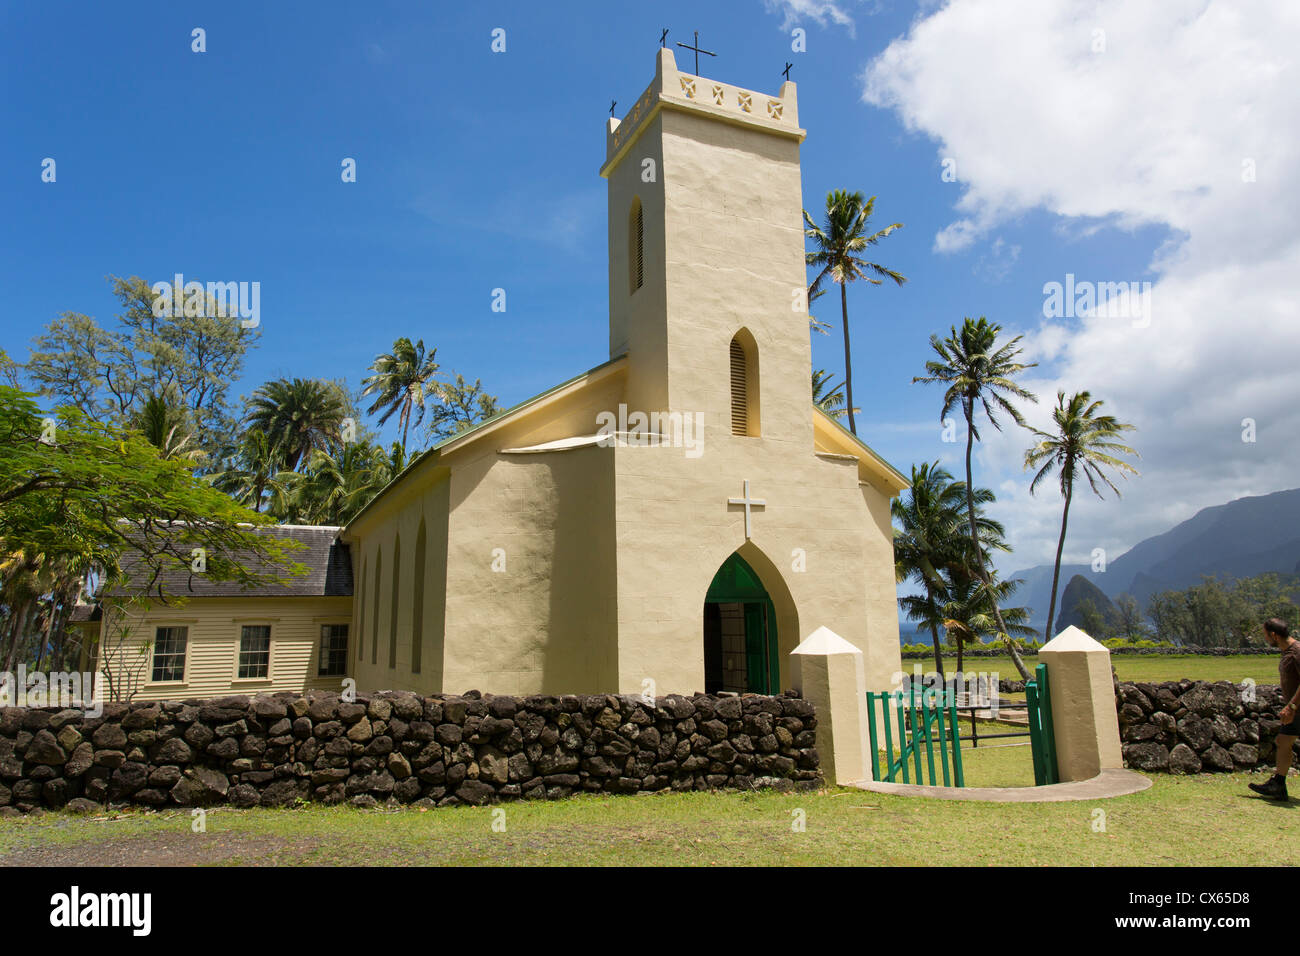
top-left (941, 570), bottom-right (1038, 676)
top-left (244, 378), bottom-right (347, 473)
top-left (270, 440), bottom-right (400, 526)
top-left (362, 338), bottom-right (440, 455)
top-left (811, 369), bottom-right (857, 421)
top-left (210, 429), bottom-right (281, 513)
top-left (914, 316), bottom-right (1038, 679)
top-left (893, 461), bottom-right (1007, 676)
top-left (804, 190), bottom-right (906, 436)
top-left (1025, 390), bottom-right (1140, 638)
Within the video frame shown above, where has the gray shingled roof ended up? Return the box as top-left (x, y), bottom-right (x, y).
top-left (114, 525), bottom-right (353, 598)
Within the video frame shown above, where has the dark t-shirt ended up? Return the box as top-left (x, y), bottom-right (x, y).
top-left (1280, 640), bottom-right (1300, 702)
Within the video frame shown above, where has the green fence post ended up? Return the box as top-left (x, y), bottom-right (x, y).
top-left (921, 686), bottom-right (937, 785)
top-left (896, 691), bottom-right (910, 784)
top-left (909, 686), bottom-right (924, 783)
top-left (1037, 662), bottom-right (1060, 785)
top-left (948, 694), bottom-right (965, 787)
top-left (1026, 678), bottom-right (1046, 786)
top-left (881, 691), bottom-right (896, 782)
top-left (866, 692), bottom-right (880, 782)
top-left (935, 689), bottom-right (952, 787)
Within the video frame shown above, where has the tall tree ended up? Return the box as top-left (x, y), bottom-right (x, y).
top-left (244, 377), bottom-right (347, 473)
top-left (914, 316), bottom-right (1038, 679)
top-left (1024, 390), bottom-right (1140, 638)
top-left (23, 275), bottom-right (255, 459)
top-left (893, 461), bottom-right (1005, 676)
top-left (0, 386), bottom-right (304, 668)
top-left (424, 373), bottom-right (500, 445)
top-left (362, 338), bottom-right (440, 454)
top-left (804, 191), bottom-right (906, 436)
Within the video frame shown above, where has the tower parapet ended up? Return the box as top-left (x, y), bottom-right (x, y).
top-left (601, 48), bottom-right (804, 178)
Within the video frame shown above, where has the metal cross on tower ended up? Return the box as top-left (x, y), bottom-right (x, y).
top-left (675, 30), bottom-right (716, 75)
top-left (782, 62), bottom-right (793, 81)
top-left (727, 480), bottom-right (767, 540)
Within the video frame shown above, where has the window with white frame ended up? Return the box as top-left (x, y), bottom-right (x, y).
top-left (151, 626), bottom-right (188, 682)
top-left (238, 624), bottom-right (272, 679)
top-left (318, 624), bottom-right (348, 677)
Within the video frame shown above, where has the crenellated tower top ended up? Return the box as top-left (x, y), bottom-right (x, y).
top-left (600, 48), bottom-right (804, 178)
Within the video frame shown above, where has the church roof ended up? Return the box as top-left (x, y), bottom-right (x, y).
top-left (343, 355), bottom-right (629, 533)
top-left (812, 406), bottom-right (910, 494)
top-left (111, 524), bottom-right (353, 599)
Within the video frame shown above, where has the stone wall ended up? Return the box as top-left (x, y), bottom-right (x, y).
top-left (0, 690), bottom-right (819, 814)
top-left (1116, 680), bottom-right (1298, 773)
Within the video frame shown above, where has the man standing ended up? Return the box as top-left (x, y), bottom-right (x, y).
top-left (1248, 618), bottom-right (1300, 800)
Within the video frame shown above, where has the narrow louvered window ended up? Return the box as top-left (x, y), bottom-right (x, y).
top-left (730, 340), bottom-right (748, 435)
top-left (629, 198), bottom-right (644, 294)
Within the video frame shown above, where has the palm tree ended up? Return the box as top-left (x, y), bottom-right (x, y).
top-left (1025, 390), bottom-right (1140, 638)
top-left (270, 440), bottom-right (400, 526)
top-left (941, 570), bottom-right (1038, 676)
top-left (893, 461), bottom-right (1006, 676)
top-left (804, 191), bottom-right (906, 436)
top-left (130, 392), bottom-right (204, 463)
top-left (362, 338), bottom-right (440, 455)
top-left (914, 316), bottom-right (1038, 679)
top-left (210, 429), bottom-right (281, 513)
top-left (811, 369), bottom-right (857, 422)
top-left (244, 378), bottom-right (346, 473)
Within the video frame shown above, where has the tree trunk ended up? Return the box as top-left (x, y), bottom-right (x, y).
top-left (1044, 477), bottom-right (1074, 642)
top-left (929, 619), bottom-right (944, 681)
top-left (963, 400), bottom-right (1031, 680)
top-left (840, 282), bottom-right (856, 435)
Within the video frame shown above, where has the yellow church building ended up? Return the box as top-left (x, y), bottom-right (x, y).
top-left (96, 49), bottom-right (908, 703)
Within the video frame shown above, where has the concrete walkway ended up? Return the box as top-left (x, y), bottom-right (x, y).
top-left (848, 768), bottom-right (1151, 803)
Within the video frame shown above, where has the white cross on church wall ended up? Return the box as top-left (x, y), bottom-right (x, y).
top-left (727, 479), bottom-right (766, 539)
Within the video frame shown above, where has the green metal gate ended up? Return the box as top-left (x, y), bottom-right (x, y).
top-left (1025, 662), bottom-right (1060, 786)
top-left (866, 684), bottom-right (965, 787)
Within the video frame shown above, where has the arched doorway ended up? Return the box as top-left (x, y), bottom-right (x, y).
top-left (702, 552), bottom-right (779, 694)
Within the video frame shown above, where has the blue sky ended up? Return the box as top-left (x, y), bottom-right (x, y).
top-left (4, 0), bottom-right (1295, 576)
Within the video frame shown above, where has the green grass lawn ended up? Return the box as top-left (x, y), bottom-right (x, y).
top-left (1, 741), bottom-right (1290, 866)
top-left (926, 653), bottom-right (1279, 685)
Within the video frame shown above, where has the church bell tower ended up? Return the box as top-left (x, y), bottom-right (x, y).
top-left (600, 48), bottom-right (812, 446)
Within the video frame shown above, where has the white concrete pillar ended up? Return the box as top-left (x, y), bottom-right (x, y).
top-left (1039, 625), bottom-right (1123, 781)
top-left (791, 626), bottom-right (869, 785)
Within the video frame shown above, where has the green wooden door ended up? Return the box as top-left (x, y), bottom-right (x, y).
top-left (705, 553), bottom-right (779, 695)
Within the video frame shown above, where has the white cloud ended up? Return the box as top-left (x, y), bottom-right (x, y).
top-left (864, 0), bottom-right (1300, 568)
top-left (763, 0), bottom-right (874, 35)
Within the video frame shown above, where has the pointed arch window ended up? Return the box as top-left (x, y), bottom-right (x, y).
top-left (729, 329), bottom-right (760, 436)
top-left (629, 196), bottom-right (644, 295)
top-left (388, 535), bottom-right (401, 669)
top-left (411, 519), bottom-right (426, 675)
top-left (357, 557), bottom-right (367, 661)
top-left (370, 552), bottom-right (381, 665)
